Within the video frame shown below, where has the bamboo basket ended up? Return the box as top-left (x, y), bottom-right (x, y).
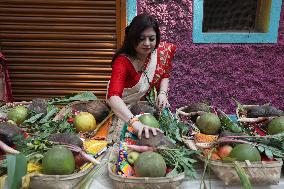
top-left (28, 167), bottom-right (92, 189)
top-left (208, 159), bottom-right (283, 185)
top-left (182, 137), bottom-right (283, 186)
top-left (108, 146), bottom-right (185, 189)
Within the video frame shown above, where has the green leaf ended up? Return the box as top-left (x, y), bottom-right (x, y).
top-left (166, 165), bottom-right (179, 177)
top-left (146, 86), bottom-right (157, 106)
top-left (49, 91), bottom-right (97, 105)
top-left (265, 148), bottom-right (273, 159)
top-left (232, 161), bottom-right (252, 189)
top-left (39, 107), bottom-right (58, 123)
top-left (0, 174), bottom-right (7, 189)
top-left (257, 146), bottom-right (265, 153)
top-left (74, 159), bottom-right (108, 189)
top-left (7, 154), bottom-right (27, 189)
top-left (232, 98), bottom-right (245, 112)
top-left (23, 113), bottom-right (44, 124)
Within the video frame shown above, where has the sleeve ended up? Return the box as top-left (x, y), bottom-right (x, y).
top-left (107, 56), bottom-right (130, 98)
top-left (161, 42), bottom-right (177, 78)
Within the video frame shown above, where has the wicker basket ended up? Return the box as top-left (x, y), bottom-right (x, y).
top-left (28, 166), bottom-right (92, 189)
top-left (208, 159), bottom-right (283, 185)
top-left (182, 137), bottom-right (283, 186)
top-left (108, 146), bottom-right (185, 189)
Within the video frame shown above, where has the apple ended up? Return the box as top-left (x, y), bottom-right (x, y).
top-left (127, 151), bottom-right (140, 164)
top-left (217, 145), bottom-right (233, 159)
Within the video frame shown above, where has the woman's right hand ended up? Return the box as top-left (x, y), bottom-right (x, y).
top-left (132, 121), bottom-right (163, 139)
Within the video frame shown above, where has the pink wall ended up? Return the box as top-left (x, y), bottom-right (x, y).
top-left (138, 0), bottom-right (284, 113)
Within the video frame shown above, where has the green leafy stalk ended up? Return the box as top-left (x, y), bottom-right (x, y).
top-left (74, 159), bottom-right (108, 189)
top-left (48, 91), bottom-right (97, 105)
top-left (7, 154), bottom-right (27, 189)
top-left (157, 146), bottom-right (199, 178)
top-left (232, 161), bottom-right (252, 189)
top-left (232, 98), bottom-right (245, 112)
top-left (199, 148), bottom-right (215, 189)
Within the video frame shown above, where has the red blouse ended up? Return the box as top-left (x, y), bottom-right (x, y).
top-left (107, 42), bottom-right (176, 99)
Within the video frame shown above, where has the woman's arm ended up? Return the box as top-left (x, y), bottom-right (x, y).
top-left (107, 96), bottom-right (162, 139)
top-left (0, 140), bottom-right (19, 154)
top-left (107, 96), bottom-right (133, 122)
top-left (157, 78), bottom-right (170, 109)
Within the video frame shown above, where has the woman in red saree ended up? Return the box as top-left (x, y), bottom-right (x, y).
top-left (106, 14), bottom-right (176, 139)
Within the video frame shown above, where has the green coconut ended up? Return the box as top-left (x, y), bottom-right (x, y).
top-left (229, 144), bottom-right (261, 162)
top-left (42, 146), bottom-right (75, 175)
top-left (138, 114), bottom-right (160, 128)
top-left (134, 151), bottom-right (166, 177)
top-left (267, 116), bottom-right (284, 135)
top-left (196, 113), bottom-right (221, 135)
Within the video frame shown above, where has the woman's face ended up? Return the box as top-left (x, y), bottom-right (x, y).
top-left (135, 27), bottom-right (157, 58)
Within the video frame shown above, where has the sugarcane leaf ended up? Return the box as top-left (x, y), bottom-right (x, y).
top-left (0, 174), bottom-right (7, 189)
top-left (232, 161), bottom-right (252, 189)
top-left (74, 159), bottom-right (108, 189)
top-left (7, 154), bottom-right (27, 189)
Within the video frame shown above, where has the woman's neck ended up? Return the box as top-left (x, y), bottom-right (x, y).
top-left (135, 54), bottom-right (147, 63)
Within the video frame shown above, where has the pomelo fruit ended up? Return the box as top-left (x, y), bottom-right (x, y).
top-left (42, 146), bottom-right (75, 175)
top-left (138, 113), bottom-right (160, 128)
top-left (134, 151), bottom-right (166, 177)
top-left (74, 112), bottom-right (96, 132)
top-left (229, 144), bottom-right (261, 162)
top-left (267, 117), bottom-right (284, 135)
top-left (196, 113), bottom-right (221, 135)
top-left (8, 105), bottom-right (29, 125)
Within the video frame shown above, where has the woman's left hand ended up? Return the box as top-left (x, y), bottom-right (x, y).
top-left (156, 93), bottom-right (170, 109)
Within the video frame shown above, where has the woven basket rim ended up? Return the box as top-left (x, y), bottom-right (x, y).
top-left (176, 106), bottom-right (210, 117)
top-left (208, 159), bottom-right (283, 168)
top-left (236, 104), bottom-right (279, 123)
top-left (30, 166), bottom-right (92, 180)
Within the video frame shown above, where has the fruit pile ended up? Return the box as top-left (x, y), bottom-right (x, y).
top-left (0, 93), bottom-right (111, 188)
top-left (180, 102), bottom-right (284, 162)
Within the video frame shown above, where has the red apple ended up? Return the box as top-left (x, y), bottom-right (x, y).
top-left (218, 145), bottom-right (233, 159)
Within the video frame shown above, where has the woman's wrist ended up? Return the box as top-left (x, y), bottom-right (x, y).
top-left (127, 116), bottom-right (139, 126)
top-left (159, 90), bottom-right (168, 96)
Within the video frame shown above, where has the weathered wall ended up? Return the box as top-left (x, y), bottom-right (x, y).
top-left (138, 0), bottom-right (284, 113)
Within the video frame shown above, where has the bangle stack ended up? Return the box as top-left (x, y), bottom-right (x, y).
top-left (127, 117), bottom-right (139, 126)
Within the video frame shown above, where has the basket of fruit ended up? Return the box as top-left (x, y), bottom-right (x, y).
top-left (0, 92), bottom-right (111, 189)
top-left (108, 144), bottom-right (185, 189)
top-left (28, 145), bottom-right (96, 189)
top-left (107, 106), bottom-right (200, 189)
top-left (201, 142), bottom-right (283, 185)
top-left (235, 102), bottom-right (283, 135)
top-left (179, 102), bottom-right (284, 186)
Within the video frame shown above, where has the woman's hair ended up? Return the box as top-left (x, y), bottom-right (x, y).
top-left (112, 13), bottom-right (160, 64)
